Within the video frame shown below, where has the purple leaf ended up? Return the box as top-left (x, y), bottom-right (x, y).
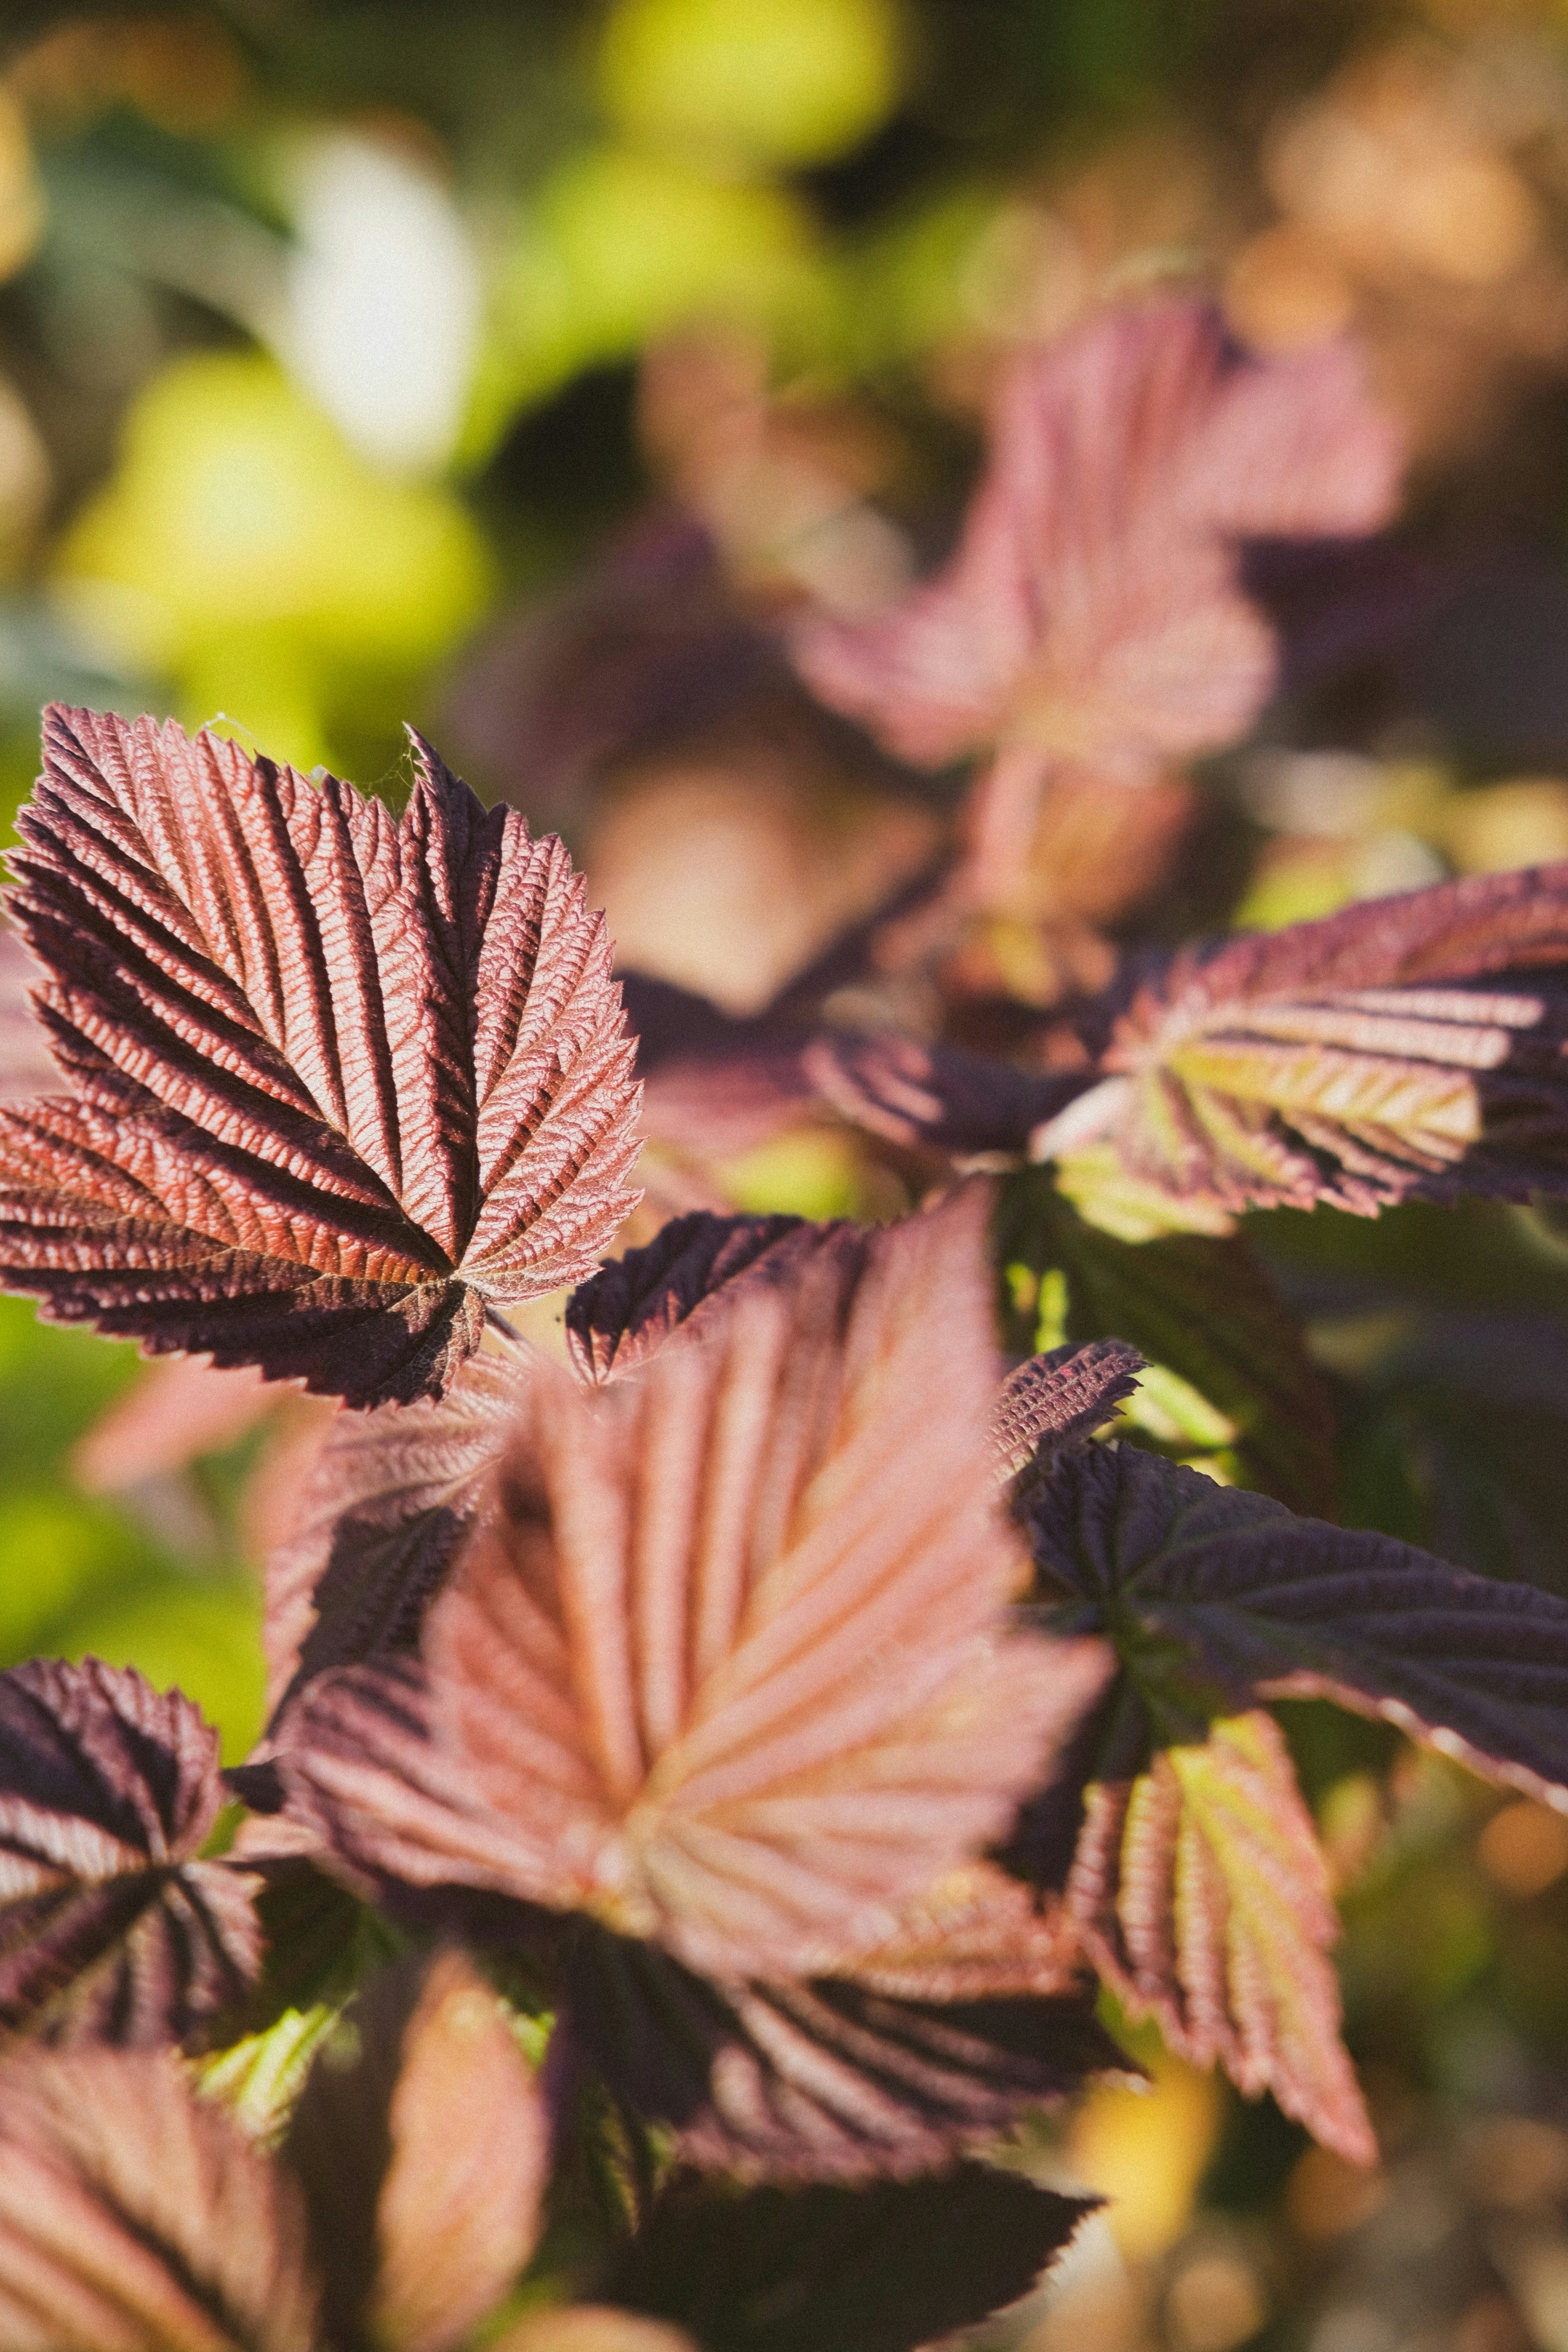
top-left (0, 707), bottom-right (642, 1407)
top-left (0, 2043), bottom-right (318, 2348)
top-left (0, 925), bottom-right (56, 1105)
top-left (565, 1211), bottom-right (812, 1384)
top-left (1039, 864), bottom-right (1568, 1233)
top-left (992, 1340), bottom-right (1146, 1479)
top-left (609, 2161), bottom-right (1095, 2352)
top-left (264, 1349), bottom-right (527, 1727)
top-left (1065, 1709), bottom-right (1375, 2164)
top-left (277, 1195), bottom-right (1109, 1984)
top-left (562, 1925), bottom-right (1119, 2182)
top-left (284, 1946), bottom-right (548, 2352)
top-left (792, 300), bottom-right (1400, 903)
top-left (1027, 1439), bottom-right (1568, 1810)
top-left (0, 1659), bottom-right (260, 2046)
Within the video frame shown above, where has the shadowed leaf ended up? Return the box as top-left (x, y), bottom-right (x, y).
top-left (285, 1946), bottom-right (548, 2352)
top-left (1027, 1439), bottom-right (1568, 1810)
top-left (1039, 867), bottom-right (1568, 1236)
top-left (1066, 1709), bottom-right (1374, 2163)
top-left (264, 1349), bottom-right (527, 1727)
top-left (996, 1174), bottom-right (1339, 1516)
top-left (565, 1212), bottom-right (811, 1385)
top-left (0, 926), bottom-right (56, 1105)
top-left (280, 1195), bottom-right (1108, 1983)
top-left (610, 2162), bottom-right (1094, 2352)
top-left (560, 1920), bottom-right (1119, 2182)
top-left (992, 1340), bottom-right (1146, 1480)
top-left (0, 2044), bottom-right (318, 2349)
top-left (793, 300), bottom-right (1398, 903)
top-left (0, 1658), bottom-right (260, 2047)
top-left (0, 707), bottom-right (642, 1407)
top-left (801, 1031), bottom-right (1083, 1160)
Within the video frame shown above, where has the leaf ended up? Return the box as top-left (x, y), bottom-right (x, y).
top-left (1038, 865), bottom-right (1568, 1235)
top-left (0, 926), bottom-right (56, 1106)
top-left (995, 1172), bottom-right (1339, 1517)
top-left (72, 1355), bottom-right (301, 1494)
top-left (800, 1031), bottom-right (1083, 1161)
top-left (263, 1349), bottom-right (527, 1727)
top-left (0, 1658), bottom-right (261, 2046)
top-left (278, 1194), bottom-right (1109, 1982)
top-left (285, 1946), bottom-right (548, 2352)
top-left (1065, 1710), bottom-right (1374, 2163)
top-left (1026, 1438), bottom-right (1568, 1810)
top-left (559, 1919), bottom-right (1120, 2182)
top-left (0, 706), bottom-right (642, 1407)
top-left (792, 300), bottom-right (1399, 902)
top-left (609, 2162), bottom-right (1094, 2352)
top-left (0, 2043), bottom-right (318, 2349)
top-left (992, 1340), bottom-right (1146, 1480)
top-left (565, 1212), bottom-right (812, 1385)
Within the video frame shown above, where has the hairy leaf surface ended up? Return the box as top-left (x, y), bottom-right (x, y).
top-left (1027, 1439), bottom-right (1568, 1808)
top-left (0, 2044), bottom-right (318, 2349)
top-left (285, 1947), bottom-right (547, 2352)
top-left (611, 2162), bottom-right (1093, 2352)
top-left (565, 1210), bottom-right (811, 1385)
top-left (281, 1196), bottom-right (1110, 1981)
top-left (1066, 1710), bottom-right (1374, 2162)
top-left (0, 1659), bottom-right (260, 2046)
top-left (1039, 867), bottom-right (1568, 1234)
top-left (0, 707), bottom-right (642, 1406)
top-left (992, 1340), bottom-right (1146, 1480)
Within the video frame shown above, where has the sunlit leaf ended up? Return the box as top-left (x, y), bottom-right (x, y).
top-left (0, 2044), bottom-right (318, 2350)
top-left (1065, 1710), bottom-right (1374, 2163)
top-left (0, 1658), bottom-right (261, 2046)
top-left (793, 299), bottom-right (1399, 902)
top-left (285, 1947), bottom-right (548, 2352)
top-left (0, 707), bottom-right (642, 1407)
top-left (1039, 865), bottom-right (1568, 1234)
top-left (280, 1196), bottom-right (1105, 1982)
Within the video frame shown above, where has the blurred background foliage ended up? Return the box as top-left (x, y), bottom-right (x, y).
top-left (6, 0), bottom-right (1568, 2346)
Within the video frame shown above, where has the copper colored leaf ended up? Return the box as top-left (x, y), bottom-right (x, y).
top-left (285, 1947), bottom-right (547, 2352)
top-left (792, 301), bottom-right (1398, 900)
top-left (801, 1031), bottom-right (1082, 1160)
top-left (0, 925), bottom-right (56, 1105)
top-left (1027, 1439), bottom-right (1568, 1810)
top-left (1066, 1710), bottom-right (1374, 2162)
top-left (1040, 865), bottom-right (1568, 1234)
top-left (609, 2162), bottom-right (1094, 2352)
top-left (491, 2317), bottom-right (695, 2352)
top-left (0, 1658), bottom-right (261, 2046)
top-left (73, 1355), bottom-right (289, 1494)
top-left (565, 1212), bottom-right (810, 1385)
top-left (264, 1349), bottom-right (527, 1726)
top-left (562, 1925), bottom-right (1119, 2182)
top-left (0, 707), bottom-right (642, 1407)
top-left (992, 1340), bottom-right (1146, 1480)
top-left (280, 1195), bottom-right (1108, 1982)
top-left (0, 2044), bottom-right (317, 2349)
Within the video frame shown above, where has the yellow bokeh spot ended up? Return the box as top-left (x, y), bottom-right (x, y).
top-left (54, 352), bottom-right (492, 684)
top-left (1069, 2050), bottom-right (1224, 2263)
top-left (598, 0), bottom-right (902, 167)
